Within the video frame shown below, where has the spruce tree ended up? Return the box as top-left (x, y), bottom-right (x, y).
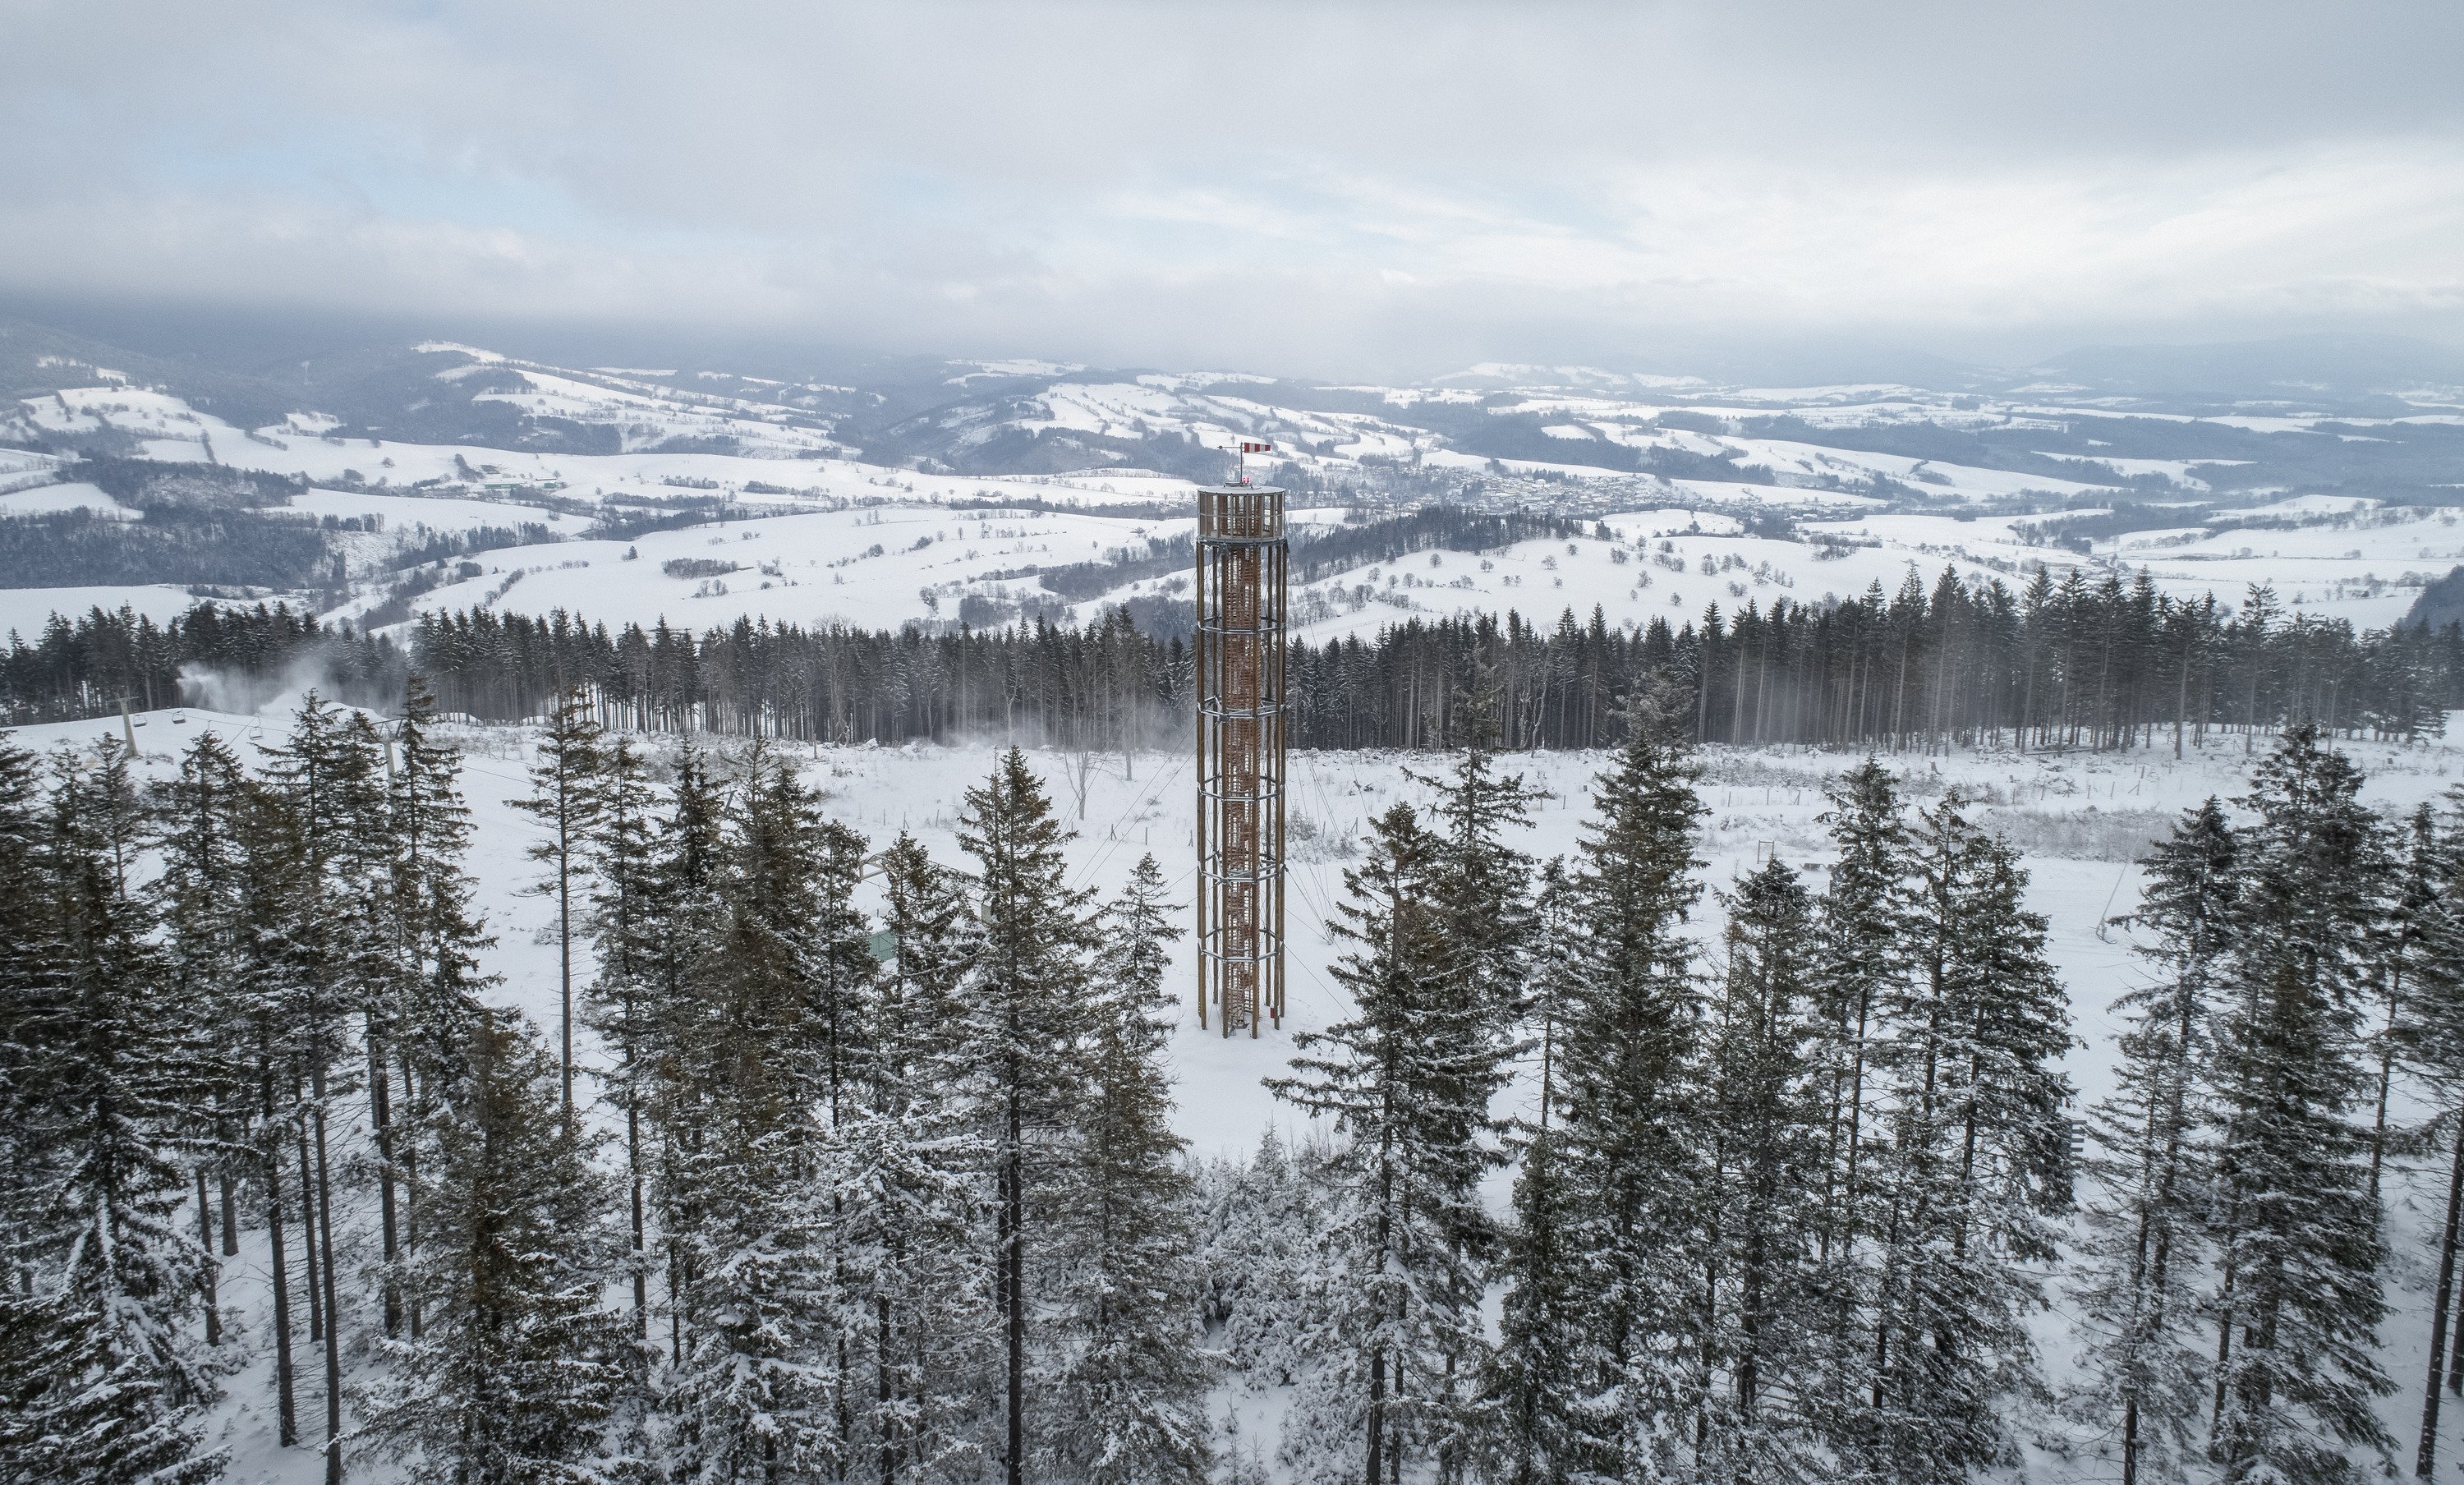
top-left (1407, 685), bottom-right (1543, 1032)
top-left (1269, 803), bottom-right (1506, 1485)
top-left (1406, 690), bottom-right (1544, 1484)
top-left (1196, 1128), bottom-right (1326, 1392)
top-left (641, 742), bottom-right (732, 1369)
top-left (1480, 860), bottom-right (1586, 1485)
top-left (1807, 756), bottom-right (1915, 1386)
top-left (2208, 725), bottom-right (2395, 1483)
top-left (512, 683), bottom-right (605, 1124)
top-left (260, 694), bottom-right (391, 1482)
top-left (2402, 794), bottom-right (2464, 1478)
top-left (361, 1009), bottom-right (627, 1484)
top-left (386, 674), bottom-right (500, 1346)
top-left (151, 731), bottom-right (256, 1351)
top-left (2368, 804), bottom-right (2447, 1201)
top-left (953, 748), bottom-right (1100, 1485)
top-left (1856, 795), bottom-right (2073, 1485)
top-left (582, 731), bottom-right (661, 1337)
top-left (1690, 857), bottom-right (1828, 1482)
top-left (829, 831), bottom-right (990, 1485)
top-left (232, 754), bottom-right (313, 1445)
top-left (0, 730), bottom-right (49, 1293)
top-left (661, 742), bottom-right (863, 1480)
top-left (0, 741), bottom-right (223, 1484)
top-left (1531, 693), bottom-right (1708, 1477)
top-left (1045, 855), bottom-right (1211, 1485)
top-left (734, 740), bottom-right (876, 1463)
top-left (2069, 799), bottom-right (2237, 1485)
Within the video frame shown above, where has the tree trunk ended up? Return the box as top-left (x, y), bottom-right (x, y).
top-left (399, 1048), bottom-right (424, 1340)
top-left (629, 1101), bottom-right (648, 1336)
top-left (313, 1066), bottom-right (346, 1485)
top-left (297, 1117), bottom-right (323, 1345)
top-left (2416, 1110), bottom-right (2464, 1476)
top-left (559, 842), bottom-right (574, 1123)
top-left (879, 1286), bottom-right (897, 1485)
top-left (367, 1020), bottom-right (400, 1337)
top-left (1004, 1101), bottom-right (1025, 1485)
top-left (2370, 983), bottom-right (2402, 1204)
top-left (195, 1167), bottom-right (220, 1347)
top-left (264, 1055), bottom-right (298, 1447)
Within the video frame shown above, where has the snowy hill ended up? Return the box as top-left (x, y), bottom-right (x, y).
top-left (4, 318), bottom-right (2463, 651)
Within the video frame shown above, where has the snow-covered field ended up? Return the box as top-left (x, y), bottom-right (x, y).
top-left (10, 477), bottom-right (2448, 654)
top-left (316, 492), bottom-right (2458, 645)
top-left (0, 581), bottom-right (204, 641)
top-left (17, 696), bottom-right (2464, 1481)
top-left (11, 381), bottom-right (1196, 513)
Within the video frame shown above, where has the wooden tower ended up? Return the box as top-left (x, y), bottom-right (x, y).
top-left (1194, 477), bottom-right (1288, 1036)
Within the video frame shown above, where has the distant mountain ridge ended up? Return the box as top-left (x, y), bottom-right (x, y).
top-left (4, 312), bottom-right (2462, 510)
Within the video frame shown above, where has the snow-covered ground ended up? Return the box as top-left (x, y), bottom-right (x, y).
top-left (0, 479), bottom-right (138, 519)
top-left (16, 695), bottom-right (2464, 1481)
top-left (314, 490), bottom-right (2457, 645)
top-left (11, 381), bottom-right (1202, 513)
top-left (0, 582), bottom-right (205, 641)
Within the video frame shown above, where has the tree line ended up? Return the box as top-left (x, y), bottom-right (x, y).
top-left (7, 558), bottom-right (2462, 755)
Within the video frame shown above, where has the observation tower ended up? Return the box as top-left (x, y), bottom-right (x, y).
top-left (1194, 444), bottom-right (1287, 1036)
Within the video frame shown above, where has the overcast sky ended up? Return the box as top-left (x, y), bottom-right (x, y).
top-left (6, 0), bottom-right (2461, 378)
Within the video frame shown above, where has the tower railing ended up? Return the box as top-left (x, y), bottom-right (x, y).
top-left (1194, 484), bottom-right (1287, 1036)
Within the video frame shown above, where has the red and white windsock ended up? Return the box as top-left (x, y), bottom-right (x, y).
top-left (1230, 438), bottom-right (1274, 483)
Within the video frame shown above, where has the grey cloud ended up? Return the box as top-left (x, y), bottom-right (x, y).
top-left (4, 0), bottom-right (2460, 378)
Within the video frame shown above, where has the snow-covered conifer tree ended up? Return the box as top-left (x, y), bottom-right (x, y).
top-left (641, 742), bottom-right (733, 1368)
top-left (1196, 1128), bottom-right (1325, 1391)
top-left (260, 697), bottom-right (392, 1483)
top-left (152, 731), bottom-right (257, 1349)
top-left (1044, 855), bottom-right (1211, 1485)
top-left (2068, 799), bottom-right (2236, 1485)
top-left (1856, 795), bottom-right (2073, 1484)
top-left (1408, 685), bottom-right (1543, 1032)
top-left (511, 683), bottom-right (605, 1122)
top-left (2401, 793), bottom-right (2464, 1477)
top-left (827, 830), bottom-right (990, 1485)
top-left (0, 741), bottom-right (223, 1484)
top-left (361, 1009), bottom-right (627, 1483)
top-left (1806, 756), bottom-right (1915, 1418)
top-left (663, 742), bottom-right (867, 1479)
top-left (1480, 859), bottom-right (1586, 1485)
top-left (1269, 802), bottom-right (1506, 1485)
top-left (384, 675), bottom-right (500, 1342)
top-left (582, 731), bottom-right (661, 1337)
top-left (1689, 856), bottom-right (1828, 1482)
top-left (1527, 692), bottom-right (1707, 1477)
top-left (2209, 725), bottom-right (2395, 1483)
top-left (952, 748), bottom-right (1100, 1485)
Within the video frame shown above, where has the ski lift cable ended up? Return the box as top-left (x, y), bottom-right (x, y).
top-left (1066, 752), bottom-right (1189, 892)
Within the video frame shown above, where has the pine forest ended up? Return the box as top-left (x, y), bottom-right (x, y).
top-left (7, 634), bottom-right (2464, 1485)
